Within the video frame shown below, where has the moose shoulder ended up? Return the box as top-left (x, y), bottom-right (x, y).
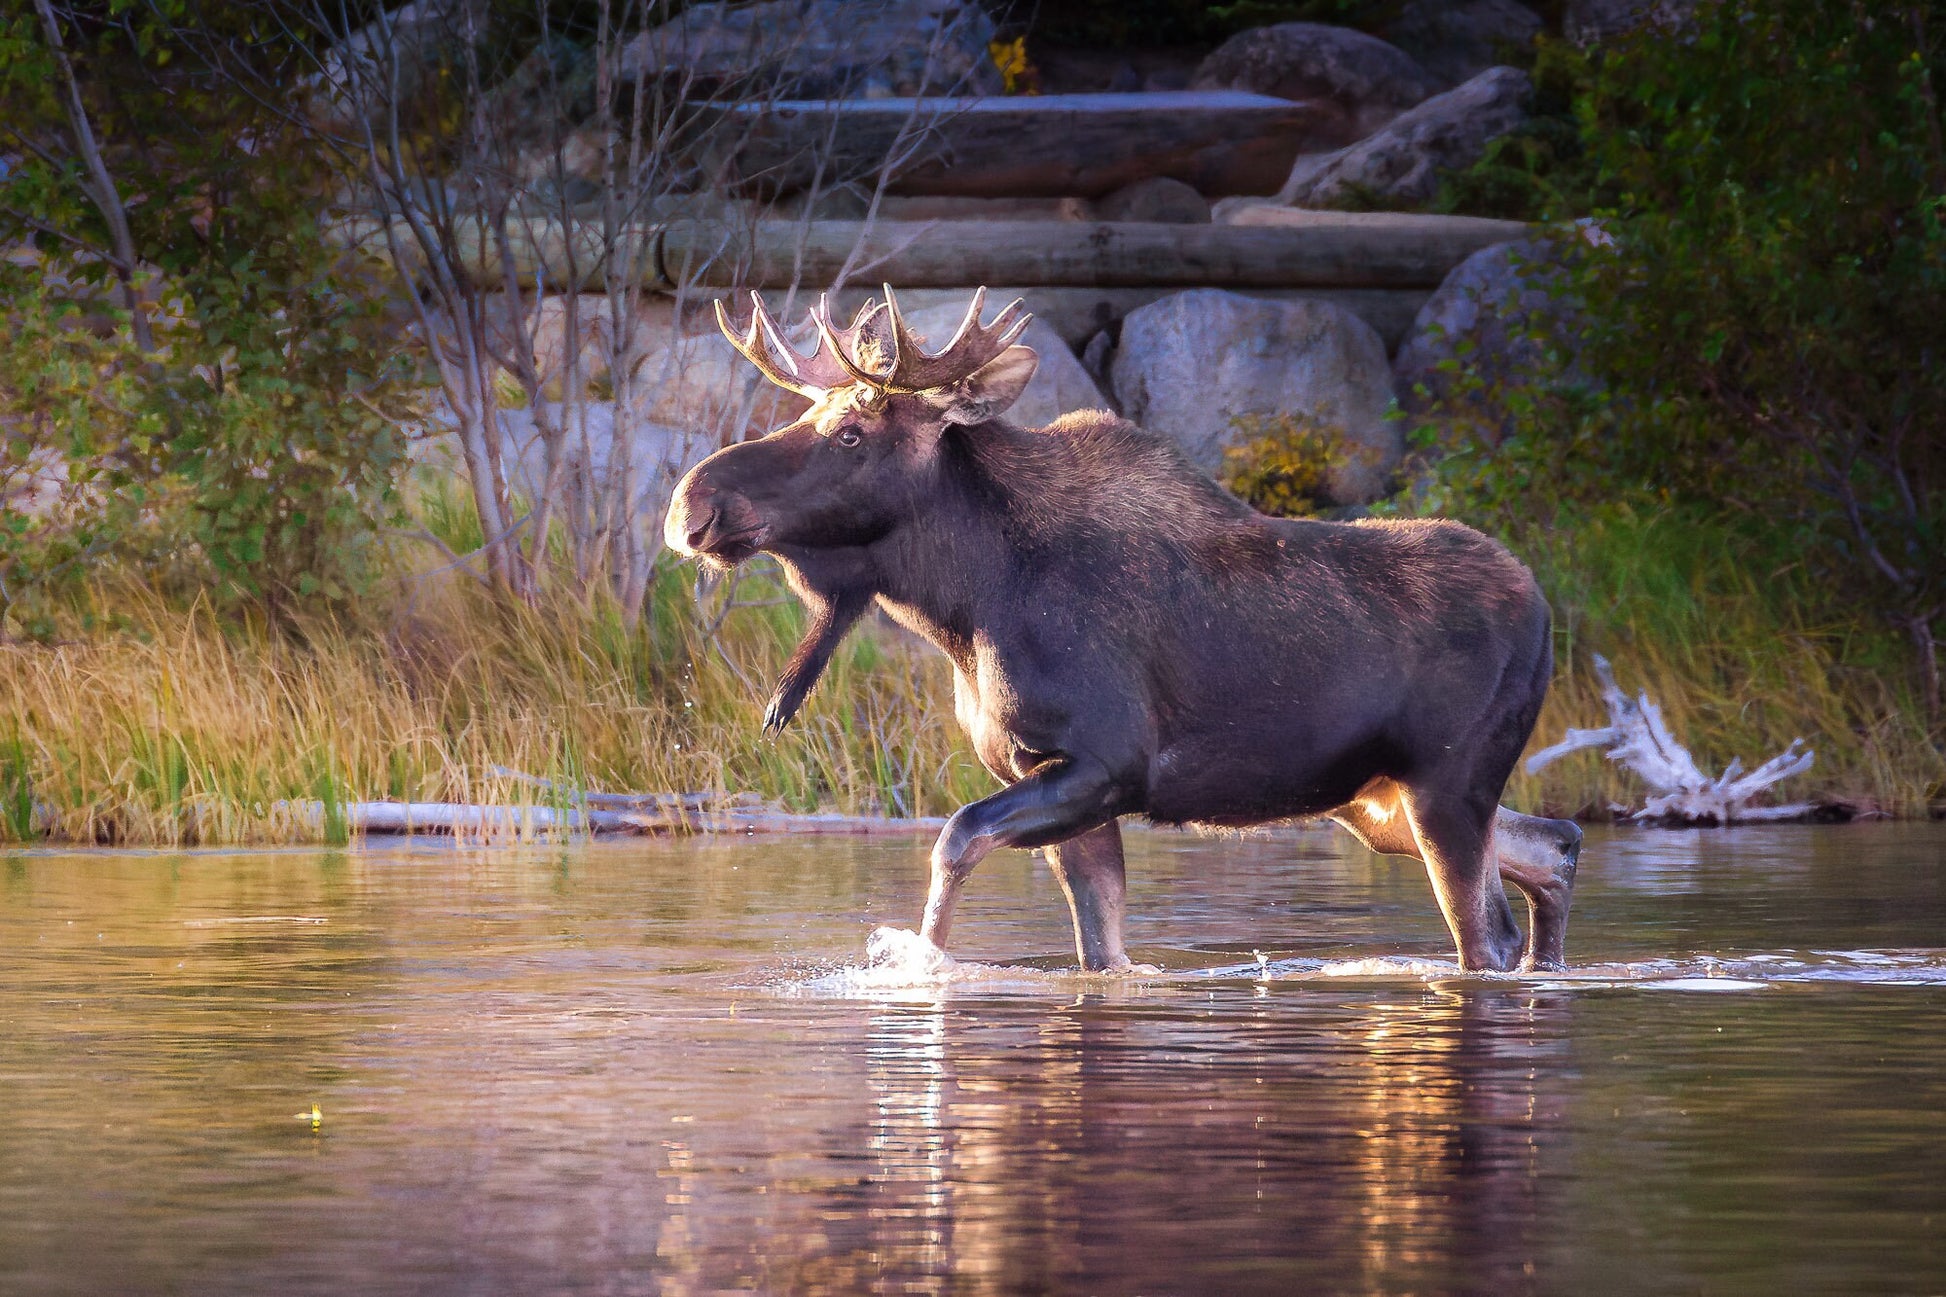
top-left (665, 288), bottom-right (1582, 973)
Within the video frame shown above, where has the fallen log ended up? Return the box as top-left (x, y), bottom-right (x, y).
top-left (484, 765), bottom-right (769, 814)
top-left (663, 217), bottom-right (1519, 290)
top-left (1524, 655), bottom-right (1816, 824)
top-left (702, 91), bottom-right (1337, 198)
top-left (336, 214), bottom-right (1524, 294)
top-left (285, 799), bottom-right (946, 838)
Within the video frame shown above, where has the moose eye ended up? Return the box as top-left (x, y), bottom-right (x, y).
top-left (834, 426), bottom-right (862, 448)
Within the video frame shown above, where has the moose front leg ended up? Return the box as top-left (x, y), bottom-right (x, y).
top-left (920, 754), bottom-right (1127, 957)
top-left (764, 586), bottom-right (871, 736)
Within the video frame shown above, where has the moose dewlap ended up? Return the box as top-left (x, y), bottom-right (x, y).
top-left (665, 287), bottom-right (1582, 972)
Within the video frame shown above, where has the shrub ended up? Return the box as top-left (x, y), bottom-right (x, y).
top-left (1419, 0), bottom-right (1946, 731)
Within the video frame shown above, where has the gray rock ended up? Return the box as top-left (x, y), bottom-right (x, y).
top-left (618, 0), bottom-right (1000, 100)
top-left (1564, 0), bottom-right (1695, 44)
top-left (1110, 289), bottom-right (1401, 505)
top-left (896, 303), bottom-right (1111, 429)
top-left (414, 400), bottom-right (712, 525)
top-left (1079, 330), bottom-right (1116, 392)
top-left (495, 403), bottom-right (713, 508)
top-left (1392, 225), bottom-right (1609, 447)
top-left (632, 330), bottom-right (814, 444)
top-left (1191, 23), bottom-right (1442, 148)
top-left (1095, 177), bottom-right (1211, 225)
top-left (1271, 66), bottom-right (1532, 209)
top-left (308, 0), bottom-right (488, 131)
top-left (1385, 0), bottom-right (1543, 87)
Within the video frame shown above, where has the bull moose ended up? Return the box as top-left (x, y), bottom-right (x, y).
top-left (664, 288), bottom-right (1582, 973)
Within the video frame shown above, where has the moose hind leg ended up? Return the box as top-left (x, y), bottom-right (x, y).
top-left (1045, 822), bottom-right (1131, 972)
top-left (1400, 787), bottom-right (1525, 973)
top-left (1492, 808), bottom-right (1582, 972)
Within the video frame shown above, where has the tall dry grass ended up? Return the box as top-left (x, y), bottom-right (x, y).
top-left (1, 503), bottom-right (1937, 846)
top-left (1503, 506), bottom-right (1944, 818)
top-left (0, 567), bottom-right (990, 846)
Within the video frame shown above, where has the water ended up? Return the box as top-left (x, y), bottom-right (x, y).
top-left (1, 823), bottom-right (1942, 1295)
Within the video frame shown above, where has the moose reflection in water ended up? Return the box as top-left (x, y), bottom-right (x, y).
top-left (841, 991), bottom-right (1570, 1293)
top-left (665, 287), bottom-right (1583, 972)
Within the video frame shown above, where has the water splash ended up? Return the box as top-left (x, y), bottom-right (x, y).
top-left (779, 933), bottom-right (1946, 999)
top-left (784, 927), bottom-right (1173, 998)
top-left (865, 926), bottom-right (957, 981)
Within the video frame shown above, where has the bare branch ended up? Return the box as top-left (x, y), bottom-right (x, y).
top-left (30, 0), bottom-right (153, 350)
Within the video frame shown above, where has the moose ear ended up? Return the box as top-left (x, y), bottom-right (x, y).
top-left (925, 344), bottom-right (1039, 427)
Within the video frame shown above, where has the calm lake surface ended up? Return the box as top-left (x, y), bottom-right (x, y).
top-left (1, 823), bottom-right (1943, 1295)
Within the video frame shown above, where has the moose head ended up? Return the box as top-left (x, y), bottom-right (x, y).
top-left (663, 287), bottom-right (1039, 567)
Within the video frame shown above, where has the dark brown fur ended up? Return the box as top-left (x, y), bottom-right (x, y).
top-left (667, 397), bottom-right (1582, 972)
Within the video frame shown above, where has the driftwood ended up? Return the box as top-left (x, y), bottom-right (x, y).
top-left (285, 780), bottom-right (944, 838)
top-left (339, 213), bottom-right (1528, 295)
top-left (705, 91), bottom-right (1335, 198)
top-left (483, 765), bottom-right (766, 814)
top-left (1524, 655), bottom-right (1816, 823)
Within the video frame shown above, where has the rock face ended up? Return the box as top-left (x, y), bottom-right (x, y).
top-left (1190, 23), bottom-right (1443, 148)
top-left (632, 330), bottom-right (813, 444)
top-left (485, 403), bottom-right (711, 512)
top-left (1385, 0), bottom-right (1543, 87)
top-left (1270, 67), bottom-right (1532, 209)
top-left (713, 91), bottom-right (1331, 199)
top-left (890, 303), bottom-right (1111, 429)
top-left (1110, 289), bottom-right (1401, 505)
top-left (1564, 0), bottom-right (1694, 43)
top-left (1392, 227), bottom-right (1607, 447)
top-left (309, 0), bottom-right (488, 130)
top-left (618, 0), bottom-right (1000, 100)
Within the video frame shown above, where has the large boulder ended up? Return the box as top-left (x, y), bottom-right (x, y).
top-left (1190, 23), bottom-right (1443, 148)
top-left (1392, 225), bottom-right (1610, 447)
top-left (1094, 177), bottom-right (1210, 224)
top-left (308, 0), bottom-right (488, 131)
top-left (1268, 66), bottom-right (1532, 209)
top-left (481, 294), bottom-right (681, 394)
top-left (1110, 289), bottom-right (1401, 505)
top-left (618, 0), bottom-right (1000, 100)
top-left (1384, 0), bottom-right (1543, 87)
top-left (488, 403), bottom-right (711, 510)
top-left (631, 330), bottom-right (813, 445)
top-left (1564, 0), bottom-right (1695, 44)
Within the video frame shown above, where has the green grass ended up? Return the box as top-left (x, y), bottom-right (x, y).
top-left (1500, 503), bottom-right (1943, 818)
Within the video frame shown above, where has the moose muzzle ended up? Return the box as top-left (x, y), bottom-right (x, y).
top-left (664, 477), bottom-right (767, 564)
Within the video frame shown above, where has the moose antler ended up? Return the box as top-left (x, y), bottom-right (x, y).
top-left (720, 287), bottom-right (1032, 398)
top-left (876, 286), bottom-right (1031, 393)
top-left (714, 291), bottom-right (865, 398)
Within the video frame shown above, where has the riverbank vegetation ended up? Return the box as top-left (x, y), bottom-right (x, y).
top-left (2, 0), bottom-right (1941, 843)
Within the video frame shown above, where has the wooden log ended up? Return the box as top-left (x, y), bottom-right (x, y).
top-left (288, 799), bottom-right (945, 837)
top-left (1523, 656), bottom-right (1816, 824)
top-left (336, 212), bottom-right (1523, 296)
top-left (704, 92), bottom-right (1338, 199)
top-left (663, 217), bottom-right (1522, 290)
